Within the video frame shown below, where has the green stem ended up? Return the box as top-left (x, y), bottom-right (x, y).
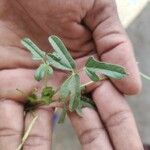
top-left (140, 72), bottom-right (150, 80)
top-left (44, 64), bottom-right (49, 87)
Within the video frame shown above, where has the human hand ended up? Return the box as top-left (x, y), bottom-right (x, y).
top-left (0, 0), bottom-right (143, 149)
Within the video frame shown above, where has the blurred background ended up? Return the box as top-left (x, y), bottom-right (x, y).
top-left (52, 0), bottom-right (150, 149)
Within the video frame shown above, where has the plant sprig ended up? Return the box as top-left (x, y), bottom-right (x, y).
top-left (21, 35), bottom-right (128, 123)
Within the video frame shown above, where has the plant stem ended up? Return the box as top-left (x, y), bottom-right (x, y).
top-left (44, 64), bottom-right (49, 87)
top-left (80, 81), bottom-right (94, 89)
top-left (80, 76), bottom-right (107, 90)
top-left (16, 116), bottom-right (38, 150)
top-left (140, 72), bottom-right (150, 80)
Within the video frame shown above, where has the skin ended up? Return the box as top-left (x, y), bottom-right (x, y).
top-left (0, 0), bottom-right (143, 149)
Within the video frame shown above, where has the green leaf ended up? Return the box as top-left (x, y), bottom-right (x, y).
top-left (75, 101), bottom-right (83, 117)
top-left (70, 94), bottom-right (80, 112)
top-left (85, 68), bottom-right (100, 82)
top-left (47, 52), bottom-right (72, 71)
top-left (21, 38), bottom-right (46, 60)
top-left (25, 92), bottom-right (39, 112)
top-left (34, 64), bottom-right (53, 81)
top-left (46, 65), bottom-right (53, 75)
top-left (27, 93), bottom-right (37, 104)
top-left (58, 108), bottom-right (67, 124)
top-left (48, 35), bottom-right (76, 70)
top-left (60, 73), bottom-right (81, 111)
top-left (41, 87), bottom-right (55, 104)
top-left (60, 76), bottom-right (72, 100)
top-left (35, 64), bottom-right (46, 81)
top-left (85, 57), bottom-right (127, 79)
top-left (42, 87), bottom-right (55, 97)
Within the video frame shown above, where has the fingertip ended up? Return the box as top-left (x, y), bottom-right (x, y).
top-left (111, 73), bottom-right (142, 95)
top-left (126, 79), bottom-right (142, 95)
top-left (100, 39), bottom-right (142, 95)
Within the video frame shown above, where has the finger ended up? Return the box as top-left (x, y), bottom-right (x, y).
top-left (0, 69), bottom-right (38, 101)
top-left (92, 81), bottom-right (143, 150)
top-left (0, 99), bottom-right (24, 150)
top-left (70, 48), bottom-right (93, 59)
top-left (69, 108), bottom-right (113, 150)
top-left (84, 0), bottom-right (141, 95)
top-left (23, 108), bottom-right (53, 150)
top-left (0, 46), bottom-right (39, 69)
top-left (0, 68), bottom-right (66, 102)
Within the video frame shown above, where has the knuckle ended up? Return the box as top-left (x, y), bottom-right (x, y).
top-left (79, 127), bottom-right (105, 145)
top-left (24, 134), bottom-right (50, 148)
top-left (0, 127), bottom-right (21, 138)
top-left (104, 109), bottom-right (132, 128)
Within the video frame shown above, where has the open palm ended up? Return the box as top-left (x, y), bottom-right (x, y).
top-left (0, 0), bottom-right (143, 150)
